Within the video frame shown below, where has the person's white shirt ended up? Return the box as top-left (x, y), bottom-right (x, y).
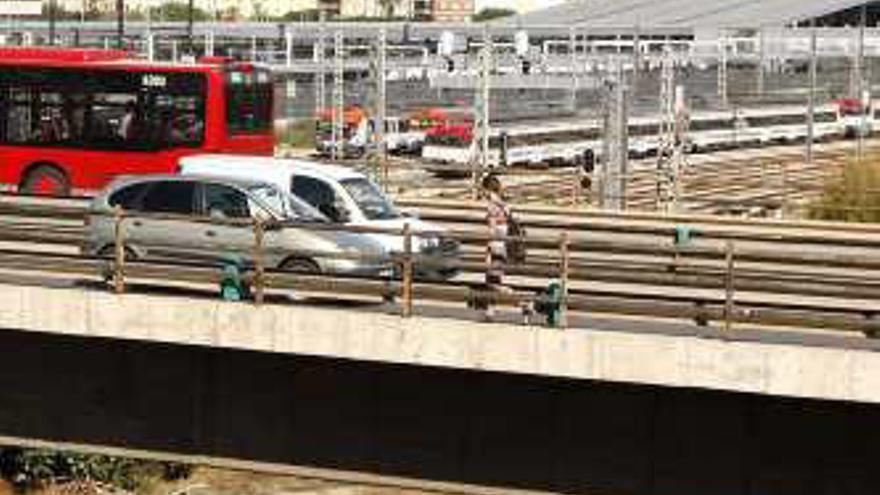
top-left (118, 111), bottom-right (134, 139)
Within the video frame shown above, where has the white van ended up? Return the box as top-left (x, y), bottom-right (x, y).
top-left (179, 155), bottom-right (460, 280)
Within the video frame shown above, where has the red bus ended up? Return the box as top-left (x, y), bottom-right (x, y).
top-left (0, 47), bottom-right (274, 195)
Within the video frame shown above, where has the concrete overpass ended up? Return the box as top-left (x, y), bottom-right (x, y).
top-left (2, 281), bottom-right (880, 494)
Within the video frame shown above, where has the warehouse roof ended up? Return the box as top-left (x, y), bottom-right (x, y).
top-left (506, 0), bottom-right (874, 28)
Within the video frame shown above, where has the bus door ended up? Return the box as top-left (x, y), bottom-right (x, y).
top-left (0, 69), bottom-right (87, 193)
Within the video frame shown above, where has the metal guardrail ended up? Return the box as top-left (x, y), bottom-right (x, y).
top-left (0, 199), bottom-right (878, 336)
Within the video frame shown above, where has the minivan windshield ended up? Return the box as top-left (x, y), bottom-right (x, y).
top-left (246, 184), bottom-right (326, 222)
top-left (340, 178), bottom-right (399, 221)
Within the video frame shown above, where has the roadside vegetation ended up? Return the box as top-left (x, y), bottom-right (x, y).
top-left (0, 448), bottom-right (190, 494)
top-left (277, 119), bottom-right (316, 151)
top-left (472, 8), bottom-right (517, 22)
top-left (809, 154), bottom-right (880, 222)
top-left (0, 448), bottom-right (446, 495)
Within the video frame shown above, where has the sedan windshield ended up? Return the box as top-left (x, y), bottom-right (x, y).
top-left (286, 192), bottom-right (328, 222)
top-left (340, 178), bottom-right (399, 221)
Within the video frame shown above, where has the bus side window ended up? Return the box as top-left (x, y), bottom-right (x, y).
top-left (1, 88), bottom-right (67, 145)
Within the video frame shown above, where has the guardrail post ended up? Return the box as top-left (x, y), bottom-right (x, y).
top-left (113, 206), bottom-right (126, 295)
top-left (724, 240), bottom-right (735, 331)
top-left (402, 223), bottom-right (414, 318)
top-left (253, 219), bottom-right (265, 306)
top-left (560, 231), bottom-right (570, 328)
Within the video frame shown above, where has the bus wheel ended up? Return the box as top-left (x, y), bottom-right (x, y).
top-left (21, 165), bottom-right (70, 197)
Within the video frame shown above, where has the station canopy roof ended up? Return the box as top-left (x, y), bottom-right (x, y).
top-left (504, 0), bottom-right (877, 28)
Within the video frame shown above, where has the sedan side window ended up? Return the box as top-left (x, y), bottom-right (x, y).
top-left (139, 181), bottom-right (196, 214)
top-left (203, 183), bottom-right (251, 219)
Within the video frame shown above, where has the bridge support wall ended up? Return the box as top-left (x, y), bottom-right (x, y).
top-left (0, 327), bottom-right (879, 494)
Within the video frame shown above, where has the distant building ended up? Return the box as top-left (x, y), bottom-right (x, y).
top-left (54, 0), bottom-right (469, 20)
top-left (55, 0), bottom-right (325, 19)
top-left (339, 0), bottom-right (433, 19)
top-left (432, 0), bottom-right (473, 22)
top-left (340, 0), bottom-right (410, 18)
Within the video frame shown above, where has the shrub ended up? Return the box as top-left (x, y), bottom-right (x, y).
top-left (809, 154), bottom-right (880, 222)
top-left (0, 448), bottom-right (191, 492)
top-left (277, 119), bottom-right (317, 149)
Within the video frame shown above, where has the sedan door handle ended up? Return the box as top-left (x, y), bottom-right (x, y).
top-left (132, 220), bottom-right (142, 228)
top-left (205, 230), bottom-right (217, 238)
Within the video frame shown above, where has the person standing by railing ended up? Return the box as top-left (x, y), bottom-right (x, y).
top-left (482, 173), bottom-right (509, 321)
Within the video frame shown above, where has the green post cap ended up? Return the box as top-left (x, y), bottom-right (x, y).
top-left (674, 225), bottom-right (693, 246)
top-left (220, 255), bottom-right (245, 302)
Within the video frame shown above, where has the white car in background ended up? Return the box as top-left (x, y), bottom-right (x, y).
top-left (179, 155), bottom-right (461, 280)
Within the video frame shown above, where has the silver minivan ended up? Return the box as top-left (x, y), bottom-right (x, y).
top-left (83, 175), bottom-right (389, 276)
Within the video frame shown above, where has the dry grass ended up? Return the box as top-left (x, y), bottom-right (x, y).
top-left (27, 467), bottom-right (447, 495)
top-left (810, 153), bottom-right (880, 222)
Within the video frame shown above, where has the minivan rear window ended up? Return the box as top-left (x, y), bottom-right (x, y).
top-left (108, 182), bottom-right (150, 210)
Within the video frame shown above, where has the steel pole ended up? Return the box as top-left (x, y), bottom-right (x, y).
top-left (858, 4), bottom-right (867, 166)
top-left (757, 27), bottom-right (765, 96)
top-left (377, 28), bottom-right (388, 189)
top-left (48, 0), bottom-right (56, 46)
top-left (718, 29), bottom-right (728, 108)
top-left (569, 26), bottom-right (577, 112)
top-left (806, 22), bottom-right (817, 167)
top-left (116, 0), bottom-right (124, 49)
top-left (332, 30), bottom-right (344, 163)
top-left (187, 0), bottom-right (194, 54)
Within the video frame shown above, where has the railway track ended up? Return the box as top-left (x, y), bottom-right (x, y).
top-left (391, 139), bottom-right (876, 216)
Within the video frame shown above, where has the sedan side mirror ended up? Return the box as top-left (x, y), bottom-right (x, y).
top-left (333, 204), bottom-right (351, 223)
top-left (321, 203), bottom-right (350, 224)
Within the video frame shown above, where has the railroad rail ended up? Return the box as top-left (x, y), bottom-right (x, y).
top-left (394, 139), bottom-right (874, 215)
top-left (0, 197), bottom-right (878, 337)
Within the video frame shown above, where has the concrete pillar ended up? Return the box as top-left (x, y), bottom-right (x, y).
top-left (205, 31), bottom-right (215, 57)
top-left (285, 30), bottom-right (294, 67)
top-left (146, 33), bottom-right (155, 61)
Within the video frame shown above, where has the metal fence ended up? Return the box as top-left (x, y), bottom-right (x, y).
top-left (1, 195), bottom-right (880, 335)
